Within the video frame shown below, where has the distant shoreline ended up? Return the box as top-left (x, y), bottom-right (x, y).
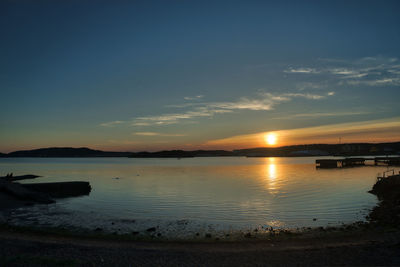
top-left (1, 142), bottom-right (399, 158)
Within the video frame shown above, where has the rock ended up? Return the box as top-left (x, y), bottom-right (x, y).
top-left (205, 233), bottom-right (212, 238)
top-left (368, 174), bottom-right (400, 226)
top-left (177, 219), bottom-right (188, 225)
top-left (0, 181), bottom-right (54, 204)
top-left (146, 227), bottom-right (156, 232)
top-left (22, 181), bottom-right (91, 198)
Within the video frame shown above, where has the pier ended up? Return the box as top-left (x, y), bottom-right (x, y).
top-left (316, 157), bottom-right (400, 168)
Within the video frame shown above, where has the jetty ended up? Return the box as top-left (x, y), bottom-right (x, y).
top-left (0, 174), bottom-right (91, 204)
top-left (316, 157), bottom-right (400, 168)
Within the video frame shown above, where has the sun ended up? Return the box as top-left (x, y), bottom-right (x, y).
top-left (265, 133), bottom-right (277, 146)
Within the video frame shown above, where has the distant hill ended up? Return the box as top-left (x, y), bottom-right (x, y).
top-left (234, 142), bottom-right (400, 157)
top-left (5, 147), bottom-right (132, 158)
top-left (130, 142), bottom-right (400, 158)
top-left (129, 150), bottom-right (234, 158)
top-left (1, 142), bottom-right (399, 158)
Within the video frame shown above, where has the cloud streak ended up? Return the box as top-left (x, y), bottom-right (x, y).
top-left (271, 111), bottom-right (371, 120)
top-left (184, 95), bottom-right (204, 101)
top-left (100, 121), bottom-right (125, 127)
top-left (133, 132), bottom-right (186, 137)
top-left (101, 91), bottom-right (334, 127)
top-left (284, 56), bottom-right (400, 87)
top-left (284, 68), bottom-right (320, 74)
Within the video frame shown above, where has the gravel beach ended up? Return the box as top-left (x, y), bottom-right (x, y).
top-left (1, 227), bottom-right (400, 266)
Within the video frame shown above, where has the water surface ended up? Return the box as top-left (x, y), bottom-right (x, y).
top-left (0, 157), bottom-right (389, 237)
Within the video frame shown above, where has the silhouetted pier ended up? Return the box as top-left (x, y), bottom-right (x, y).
top-left (316, 157), bottom-right (400, 168)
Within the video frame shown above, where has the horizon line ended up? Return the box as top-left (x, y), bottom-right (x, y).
top-left (2, 140), bottom-right (400, 154)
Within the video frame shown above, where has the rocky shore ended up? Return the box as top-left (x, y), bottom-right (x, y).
top-left (0, 222), bottom-right (400, 266)
top-left (368, 172), bottom-right (400, 226)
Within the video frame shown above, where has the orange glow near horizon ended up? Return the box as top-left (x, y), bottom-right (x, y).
top-left (201, 117), bottom-right (400, 150)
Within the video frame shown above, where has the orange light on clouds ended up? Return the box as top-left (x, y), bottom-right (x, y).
top-left (203, 117), bottom-right (400, 150)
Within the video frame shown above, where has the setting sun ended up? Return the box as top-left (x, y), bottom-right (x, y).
top-left (265, 133), bottom-right (277, 146)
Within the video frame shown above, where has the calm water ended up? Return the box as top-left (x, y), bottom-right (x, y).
top-left (0, 157), bottom-right (391, 236)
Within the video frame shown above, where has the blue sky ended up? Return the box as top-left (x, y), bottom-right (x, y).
top-left (1, 0), bottom-right (399, 152)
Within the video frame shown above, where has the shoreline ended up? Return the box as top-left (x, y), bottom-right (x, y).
top-left (1, 221), bottom-right (400, 266)
top-left (1, 196), bottom-right (374, 242)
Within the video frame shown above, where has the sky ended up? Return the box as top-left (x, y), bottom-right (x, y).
top-left (1, 0), bottom-right (399, 152)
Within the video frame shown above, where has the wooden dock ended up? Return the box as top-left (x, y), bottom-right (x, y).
top-left (316, 157), bottom-right (400, 168)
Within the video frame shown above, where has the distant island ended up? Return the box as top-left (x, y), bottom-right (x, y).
top-left (0, 142), bottom-right (399, 158)
top-left (2, 147), bottom-right (132, 158)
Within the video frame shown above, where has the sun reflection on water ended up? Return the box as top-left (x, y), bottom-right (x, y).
top-left (263, 157), bottom-right (279, 193)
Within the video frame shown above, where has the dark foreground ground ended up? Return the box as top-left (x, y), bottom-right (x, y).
top-left (1, 227), bottom-right (400, 266)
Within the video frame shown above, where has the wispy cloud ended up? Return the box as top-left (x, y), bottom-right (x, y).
top-left (133, 132), bottom-right (160, 136)
top-left (282, 93), bottom-right (327, 100)
top-left (100, 121), bottom-right (125, 127)
top-left (295, 82), bottom-right (324, 91)
top-left (284, 68), bottom-right (320, 74)
top-left (133, 107), bottom-right (233, 126)
top-left (101, 91), bottom-right (333, 127)
top-left (284, 56), bottom-right (400, 87)
top-left (132, 92), bottom-right (333, 126)
top-left (271, 111), bottom-right (370, 120)
top-left (347, 77), bottom-right (400, 86)
top-left (184, 95), bottom-right (204, 101)
top-left (133, 132), bottom-right (186, 137)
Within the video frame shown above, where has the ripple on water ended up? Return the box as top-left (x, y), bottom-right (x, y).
top-left (0, 157), bottom-right (384, 235)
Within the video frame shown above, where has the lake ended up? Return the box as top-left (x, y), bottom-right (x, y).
top-left (0, 157), bottom-right (389, 237)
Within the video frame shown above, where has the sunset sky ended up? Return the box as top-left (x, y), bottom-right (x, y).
top-left (1, 0), bottom-right (399, 152)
